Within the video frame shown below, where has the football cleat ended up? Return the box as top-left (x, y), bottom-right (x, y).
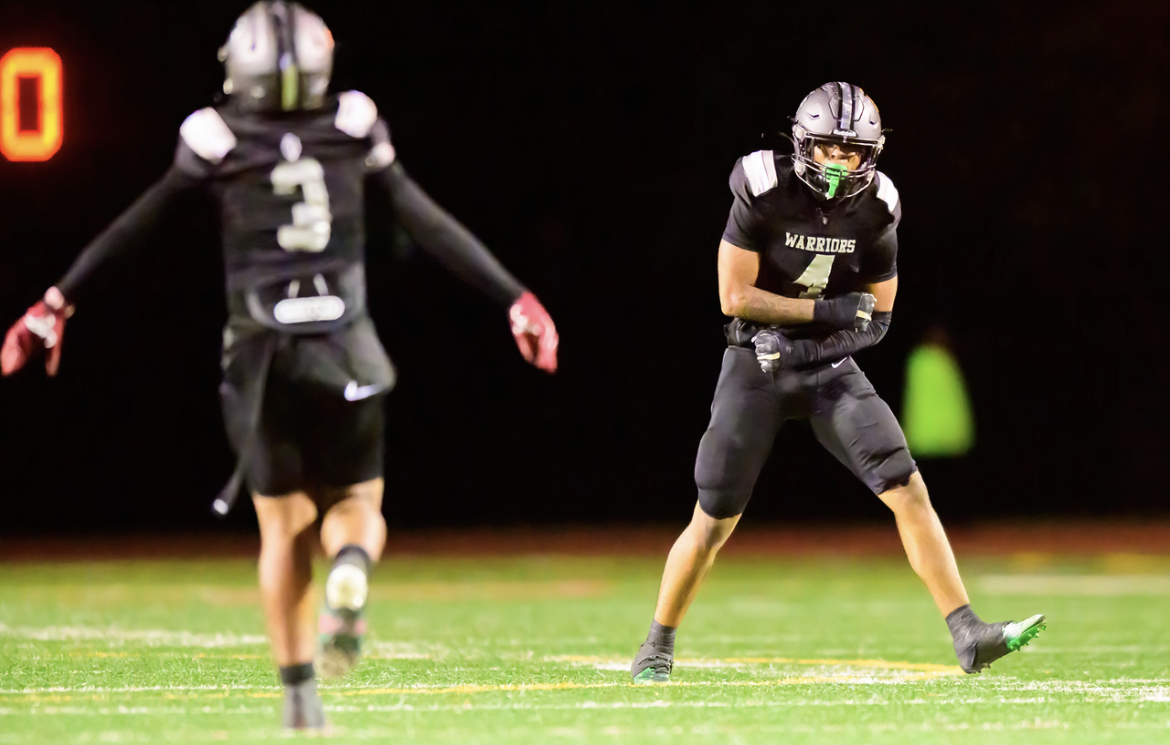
top-left (282, 678), bottom-right (327, 730)
top-left (953, 613), bottom-right (1046, 674)
top-left (630, 640), bottom-right (673, 684)
top-left (317, 563), bottom-right (369, 678)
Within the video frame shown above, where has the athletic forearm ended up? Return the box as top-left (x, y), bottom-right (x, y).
top-left (722, 284), bottom-right (873, 333)
top-left (721, 285), bottom-right (814, 325)
top-left (793, 310), bottom-right (892, 367)
top-left (375, 163), bottom-right (525, 307)
top-left (57, 167), bottom-right (198, 301)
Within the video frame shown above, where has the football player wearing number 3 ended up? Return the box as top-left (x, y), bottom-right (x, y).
top-left (1, 1), bottom-right (557, 730)
top-left (630, 83), bottom-right (1045, 683)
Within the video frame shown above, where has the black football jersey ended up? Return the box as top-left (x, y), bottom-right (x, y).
top-left (174, 91), bottom-right (395, 289)
top-left (722, 151), bottom-right (900, 304)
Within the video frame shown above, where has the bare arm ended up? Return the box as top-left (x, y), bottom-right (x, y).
top-left (866, 275), bottom-right (897, 313)
top-left (717, 240), bottom-right (815, 325)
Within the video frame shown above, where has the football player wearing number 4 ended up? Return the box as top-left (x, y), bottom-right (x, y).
top-left (1, 1), bottom-right (558, 730)
top-left (630, 83), bottom-right (1045, 683)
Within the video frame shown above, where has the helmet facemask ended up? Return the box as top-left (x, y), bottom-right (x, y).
top-left (792, 128), bottom-right (883, 199)
top-left (221, 1), bottom-right (334, 113)
top-left (790, 82), bottom-right (886, 200)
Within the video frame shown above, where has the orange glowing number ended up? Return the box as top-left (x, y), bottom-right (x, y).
top-left (1, 48), bottom-right (63, 162)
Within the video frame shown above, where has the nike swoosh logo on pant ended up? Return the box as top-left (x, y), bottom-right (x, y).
top-left (344, 381), bottom-right (383, 401)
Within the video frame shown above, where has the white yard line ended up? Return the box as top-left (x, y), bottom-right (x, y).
top-left (0, 623), bottom-right (267, 648)
top-left (0, 624), bottom-right (437, 660)
top-left (0, 684), bottom-right (280, 694)
top-left (3, 693), bottom-right (1170, 717)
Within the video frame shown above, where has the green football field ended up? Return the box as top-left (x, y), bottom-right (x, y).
top-left (1, 550), bottom-right (1168, 744)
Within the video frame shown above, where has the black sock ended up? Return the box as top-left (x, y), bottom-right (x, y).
top-left (646, 620), bottom-right (676, 653)
top-left (333, 544), bottom-right (372, 576)
top-left (945, 604), bottom-right (982, 636)
top-left (279, 662), bottom-right (315, 687)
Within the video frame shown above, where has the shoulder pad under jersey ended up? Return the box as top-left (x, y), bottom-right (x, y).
top-left (179, 108), bottom-right (238, 164)
top-left (874, 171), bottom-right (899, 214)
top-left (741, 150), bottom-right (778, 197)
top-left (335, 90), bottom-right (379, 138)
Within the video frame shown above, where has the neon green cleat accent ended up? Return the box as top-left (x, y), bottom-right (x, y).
top-left (632, 666), bottom-right (671, 684)
top-left (952, 611), bottom-right (1047, 673)
top-left (630, 641), bottom-right (673, 684)
top-left (1004, 613), bottom-right (1047, 652)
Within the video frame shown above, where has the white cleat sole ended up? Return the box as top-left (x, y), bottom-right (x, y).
top-left (325, 564), bottom-right (368, 612)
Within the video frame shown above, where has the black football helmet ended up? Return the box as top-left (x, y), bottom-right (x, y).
top-left (791, 82), bottom-right (885, 199)
top-left (219, 1), bottom-right (334, 112)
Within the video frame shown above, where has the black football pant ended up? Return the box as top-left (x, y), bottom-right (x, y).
top-left (694, 347), bottom-right (918, 519)
top-left (220, 316), bottom-right (396, 497)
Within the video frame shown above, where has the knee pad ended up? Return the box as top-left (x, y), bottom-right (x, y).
top-left (695, 486), bottom-right (750, 520)
top-left (865, 448), bottom-right (918, 495)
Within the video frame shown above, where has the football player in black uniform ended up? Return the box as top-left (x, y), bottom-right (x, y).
top-left (629, 83), bottom-right (1045, 683)
top-left (2, 1), bottom-right (558, 729)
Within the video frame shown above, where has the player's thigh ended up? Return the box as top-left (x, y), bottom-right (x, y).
top-left (809, 363), bottom-right (917, 495)
top-left (694, 348), bottom-right (783, 519)
top-left (317, 478), bottom-right (385, 521)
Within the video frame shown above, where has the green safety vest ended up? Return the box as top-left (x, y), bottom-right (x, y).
top-left (902, 344), bottom-right (974, 457)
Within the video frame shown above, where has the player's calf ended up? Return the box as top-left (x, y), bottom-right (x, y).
top-left (947, 604), bottom-right (1047, 674)
top-left (318, 544), bottom-right (372, 678)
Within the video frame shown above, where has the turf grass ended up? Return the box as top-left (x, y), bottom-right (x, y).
top-left (1, 552), bottom-right (1168, 743)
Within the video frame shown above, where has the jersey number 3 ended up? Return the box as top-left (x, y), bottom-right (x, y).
top-left (271, 158), bottom-right (332, 252)
top-left (794, 254), bottom-right (835, 298)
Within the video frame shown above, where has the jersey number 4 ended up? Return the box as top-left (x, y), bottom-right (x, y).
top-left (794, 254), bottom-right (835, 299)
top-left (271, 158), bottom-right (333, 252)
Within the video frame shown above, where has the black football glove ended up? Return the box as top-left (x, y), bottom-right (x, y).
top-left (751, 328), bottom-right (796, 374)
top-left (813, 292), bottom-right (876, 332)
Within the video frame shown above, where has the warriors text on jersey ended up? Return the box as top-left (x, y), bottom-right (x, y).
top-left (722, 150), bottom-right (900, 309)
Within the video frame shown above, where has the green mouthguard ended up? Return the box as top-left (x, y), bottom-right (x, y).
top-left (281, 64), bottom-right (300, 110)
top-left (824, 164), bottom-right (847, 198)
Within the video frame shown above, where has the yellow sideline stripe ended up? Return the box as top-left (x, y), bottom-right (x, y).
top-left (0, 671), bottom-right (960, 704)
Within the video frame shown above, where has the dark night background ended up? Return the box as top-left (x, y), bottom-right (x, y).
top-left (0, 0), bottom-right (1166, 535)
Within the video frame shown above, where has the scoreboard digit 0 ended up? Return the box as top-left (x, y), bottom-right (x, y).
top-left (0, 48), bottom-right (63, 162)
